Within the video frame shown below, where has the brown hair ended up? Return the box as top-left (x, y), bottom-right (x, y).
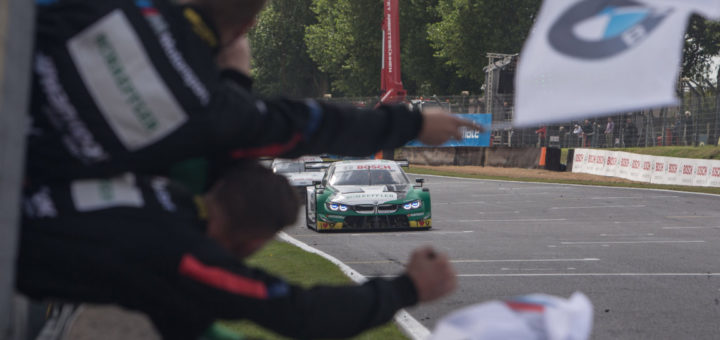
top-left (195, 0), bottom-right (269, 30)
top-left (207, 160), bottom-right (299, 234)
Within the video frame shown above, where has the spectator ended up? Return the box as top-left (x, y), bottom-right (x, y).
top-left (581, 119), bottom-right (594, 147)
top-left (535, 125), bottom-right (547, 147)
top-left (672, 114), bottom-right (682, 145)
top-left (683, 110), bottom-right (694, 145)
top-left (605, 117), bottom-right (614, 148)
top-left (18, 162), bottom-right (457, 340)
top-left (573, 123), bottom-right (583, 147)
top-left (27, 0), bottom-right (476, 183)
top-left (624, 118), bottom-right (638, 147)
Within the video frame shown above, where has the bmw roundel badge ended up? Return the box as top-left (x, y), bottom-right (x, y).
top-left (548, 0), bottom-right (672, 60)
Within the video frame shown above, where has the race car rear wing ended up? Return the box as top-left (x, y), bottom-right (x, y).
top-left (395, 160), bottom-right (409, 167)
top-left (305, 161), bottom-right (333, 171)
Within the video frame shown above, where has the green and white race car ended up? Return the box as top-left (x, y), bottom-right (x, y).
top-left (305, 160), bottom-right (431, 232)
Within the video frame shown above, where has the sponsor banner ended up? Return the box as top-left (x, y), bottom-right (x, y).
top-left (604, 151), bottom-right (620, 178)
top-left (678, 158), bottom-right (696, 186)
top-left (575, 151), bottom-right (720, 188)
top-left (709, 163), bottom-right (720, 187)
top-left (572, 149), bottom-right (589, 173)
top-left (515, 0), bottom-right (720, 126)
top-left (616, 152), bottom-right (632, 181)
top-left (694, 160), bottom-right (712, 187)
top-left (68, 10), bottom-right (188, 151)
top-left (71, 174), bottom-right (144, 211)
top-left (649, 157), bottom-right (669, 185)
top-left (407, 114), bottom-right (491, 147)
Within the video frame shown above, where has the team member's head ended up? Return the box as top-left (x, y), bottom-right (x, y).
top-left (204, 161), bottom-right (299, 258)
top-left (184, 0), bottom-right (268, 45)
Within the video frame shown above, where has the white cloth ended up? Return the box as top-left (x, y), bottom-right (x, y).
top-left (429, 292), bottom-right (593, 340)
top-left (514, 0), bottom-right (720, 127)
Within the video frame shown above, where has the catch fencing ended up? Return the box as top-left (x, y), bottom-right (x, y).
top-left (324, 90), bottom-right (720, 148)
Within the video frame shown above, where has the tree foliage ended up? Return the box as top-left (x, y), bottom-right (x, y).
top-left (249, 1), bottom-right (720, 98)
top-left (305, 0), bottom-right (382, 96)
top-left (428, 0), bottom-right (540, 83)
top-left (683, 15), bottom-right (720, 84)
top-left (249, 0), bottom-right (325, 97)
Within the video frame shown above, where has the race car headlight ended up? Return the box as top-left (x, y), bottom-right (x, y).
top-left (403, 200), bottom-right (422, 210)
top-left (327, 203), bottom-right (348, 212)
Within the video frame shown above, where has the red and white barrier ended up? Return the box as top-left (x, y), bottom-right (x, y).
top-left (572, 148), bottom-right (720, 188)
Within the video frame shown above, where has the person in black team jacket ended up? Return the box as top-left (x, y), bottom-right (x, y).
top-left (28, 0), bottom-right (477, 183)
top-left (18, 162), bottom-right (457, 339)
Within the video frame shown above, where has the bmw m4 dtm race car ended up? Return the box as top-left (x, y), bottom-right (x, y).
top-left (271, 156), bottom-right (325, 196)
top-left (305, 159), bottom-right (431, 232)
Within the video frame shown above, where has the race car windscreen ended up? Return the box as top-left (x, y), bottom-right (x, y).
top-left (273, 162), bottom-right (304, 173)
top-left (329, 168), bottom-right (409, 186)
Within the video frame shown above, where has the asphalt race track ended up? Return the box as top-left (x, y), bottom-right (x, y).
top-left (285, 175), bottom-right (720, 339)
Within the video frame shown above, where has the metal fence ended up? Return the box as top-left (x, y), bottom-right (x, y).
top-left (323, 90), bottom-right (720, 149)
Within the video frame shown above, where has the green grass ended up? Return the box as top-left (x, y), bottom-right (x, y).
top-left (220, 241), bottom-right (408, 340)
top-left (407, 167), bottom-right (720, 195)
top-left (607, 146), bottom-right (720, 160)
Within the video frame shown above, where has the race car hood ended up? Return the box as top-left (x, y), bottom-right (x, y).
top-left (282, 172), bottom-right (325, 186)
top-left (329, 185), bottom-right (411, 205)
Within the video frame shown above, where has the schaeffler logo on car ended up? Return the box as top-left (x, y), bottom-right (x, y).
top-left (549, 0), bottom-right (672, 60)
top-left (357, 165), bottom-right (394, 170)
top-left (338, 193), bottom-right (398, 201)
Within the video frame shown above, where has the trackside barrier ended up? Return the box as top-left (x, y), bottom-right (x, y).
top-left (571, 148), bottom-right (720, 188)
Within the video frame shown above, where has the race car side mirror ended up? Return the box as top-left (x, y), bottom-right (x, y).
top-left (415, 178), bottom-right (425, 187)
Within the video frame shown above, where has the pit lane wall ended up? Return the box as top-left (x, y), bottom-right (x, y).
top-left (571, 148), bottom-right (720, 187)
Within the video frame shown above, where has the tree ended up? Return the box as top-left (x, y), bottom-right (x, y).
top-left (682, 15), bottom-right (720, 84)
top-left (428, 0), bottom-right (540, 84)
top-left (250, 0), bottom-right (326, 97)
top-left (305, 0), bottom-right (383, 96)
top-left (400, 0), bottom-right (477, 95)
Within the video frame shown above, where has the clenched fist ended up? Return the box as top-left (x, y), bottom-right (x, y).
top-left (405, 246), bottom-right (457, 302)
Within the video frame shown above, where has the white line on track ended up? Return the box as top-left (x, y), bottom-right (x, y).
top-left (344, 258), bottom-right (600, 265)
top-left (662, 226), bottom-right (720, 230)
top-left (440, 218), bottom-right (568, 223)
top-left (277, 232), bottom-right (430, 340)
top-left (413, 173), bottom-right (720, 197)
top-left (666, 215), bottom-right (719, 219)
top-left (600, 233), bottom-right (655, 237)
top-left (368, 273), bottom-right (720, 278)
top-left (551, 204), bottom-right (646, 210)
top-left (348, 230), bottom-right (475, 236)
top-left (560, 240), bottom-right (705, 245)
top-left (555, 196), bottom-right (678, 200)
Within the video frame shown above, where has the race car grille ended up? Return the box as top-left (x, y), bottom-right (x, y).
top-left (377, 204), bottom-right (398, 213)
top-left (343, 215), bottom-right (410, 229)
top-left (353, 205), bottom-right (375, 214)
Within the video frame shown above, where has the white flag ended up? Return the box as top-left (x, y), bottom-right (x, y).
top-left (514, 0), bottom-right (720, 127)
